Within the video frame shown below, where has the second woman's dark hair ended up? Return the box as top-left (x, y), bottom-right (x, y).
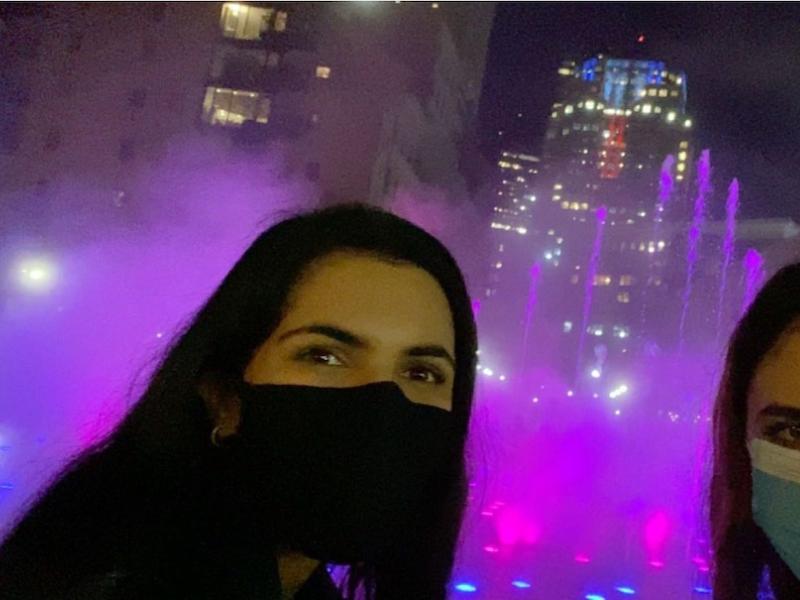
top-left (0, 203), bottom-right (478, 599)
top-left (711, 262), bottom-right (800, 600)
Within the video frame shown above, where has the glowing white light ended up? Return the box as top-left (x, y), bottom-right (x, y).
top-left (666, 111), bottom-right (676, 122)
top-left (14, 256), bottom-right (57, 293)
top-left (567, 389), bottom-right (574, 397)
top-left (614, 409), bottom-right (622, 416)
top-left (585, 100), bottom-right (595, 110)
top-left (544, 252), bottom-right (553, 260)
top-left (532, 397), bottom-right (539, 403)
top-left (499, 375), bottom-right (506, 381)
top-left (609, 384), bottom-right (630, 399)
top-left (482, 368), bottom-right (494, 377)
top-left (642, 104), bottom-right (652, 114)
top-left (590, 368), bottom-right (601, 379)
top-left (684, 119), bottom-right (692, 128)
top-left (565, 105), bottom-right (574, 114)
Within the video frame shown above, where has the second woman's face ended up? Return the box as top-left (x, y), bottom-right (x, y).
top-left (747, 326), bottom-right (800, 450)
top-left (244, 252), bottom-right (457, 411)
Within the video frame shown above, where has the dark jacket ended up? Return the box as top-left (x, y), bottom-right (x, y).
top-left (60, 563), bottom-right (343, 600)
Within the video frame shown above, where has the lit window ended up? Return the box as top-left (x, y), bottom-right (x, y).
top-left (274, 11), bottom-right (288, 31)
top-left (613, 325), bottom-right (630, 339)
top-left (558, 67), bottom-right (572, 76)
top-left (316, 65), bottom-right (331, 79)
top-left (642, 104), bottom-right (652, 114)
top-left (220, 3), bottom-right (273, 40)
top-left (617, 292), bottom-right (630, 303)
top-left (593, 275), bottom-right (612, 286)
top-left (648, 89), bottom-right (656, 96)
top-left (680, 141), bottom-right (689, 149)
top-left (659, 89), bottom-right (667, 97)
top-left (585, 100), bottom-right (595, 110)
top-left (565, 105), bottom-right (574, 114)
top-left (671, 90), bottom-right (679, 97)
top-left (684, 119), bottom-right (692, 128)
top-left (587, 324), bottom-right (604, 337)
top-left (561, 201), bottom-right (570, 209)
top-left (619, 275), bottom-right (635, 286)
top-left (554, 183), bottom-right (563, 190)
top-left (678, 151), bottom-right (687, 160)
top-left (677, 163), bottom-right (686, 172)
top-left (203, 87), bottom-right (271, 126)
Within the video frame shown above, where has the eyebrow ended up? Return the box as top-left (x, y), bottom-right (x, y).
top-left (278, 324), bottom-right (456, 369)
top-left (757, 405), bottom-right (800, 420)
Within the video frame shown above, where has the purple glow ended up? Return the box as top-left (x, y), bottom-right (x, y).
top-left (471, 298), bottom-right (481, 318)
top-left (644, 511), bottom-right (671, 554)
top-left (715, 178), bottom-right (739, 343)
top-left (742, 248), bottom-right (765, 314)
top-left (575, 206), bottom-right (608, 379)
top-left (678, 149), bottom-right (712, 348)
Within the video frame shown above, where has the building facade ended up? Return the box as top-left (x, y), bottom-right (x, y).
top-left (0, 2), bottom-right (494, 207)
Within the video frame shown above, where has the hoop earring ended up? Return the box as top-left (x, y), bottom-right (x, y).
top-left (210, 425), bottom-right (225, 448)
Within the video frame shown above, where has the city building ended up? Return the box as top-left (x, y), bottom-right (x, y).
top-left (481, 55), bottom-right (696, 380)
top-left (0, 2), bottom-right (494, 208)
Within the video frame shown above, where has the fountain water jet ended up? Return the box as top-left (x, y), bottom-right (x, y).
top-left (575, 206), bottom-right (607, 382)
top-left (521, 262), bottom-right (542, 371)
top-left (714, 178), bottom-right (739, 346)
top-left (678, 149), bottom-right (712, 350)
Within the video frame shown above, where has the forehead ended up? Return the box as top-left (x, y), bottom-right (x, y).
top-left (750, 327), bottom-right (800, 416)
top-left (281, 252), bottom-right (454, 350)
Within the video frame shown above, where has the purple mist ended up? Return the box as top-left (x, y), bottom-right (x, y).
top-left (742, 248), bottom-right (765, 314)
top-left (715, 178), bottom-right (739, 343)
top-left (575, 206), bottom-right (608, 380)
top-left (678, 149), bottom-right (712, 349)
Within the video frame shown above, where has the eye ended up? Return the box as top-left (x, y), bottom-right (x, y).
top-left (764, 421), bottom-right (800, 450)
top-left (405, 364), bottom-right (446, 385)
top-left (296, 347), bottom-right (345, 367)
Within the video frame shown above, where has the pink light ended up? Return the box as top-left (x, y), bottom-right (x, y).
top-left (496, 506), bottom-right (541, 546)
top-left (644, 511), bottom-right (671, 552)
top-left (483, 545), bottom-right (500, 554)
top-left (574, 554), bottom-right (591, 564)
top-left (481, 511), bottom-right (494, 517)
top-left (648, 559), bottom-right (665, 568)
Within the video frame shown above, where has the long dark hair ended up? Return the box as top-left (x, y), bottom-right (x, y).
top-left (0, 203), bottom-right (478, 599)
top-left (711, 262), bottom-right (800, 599)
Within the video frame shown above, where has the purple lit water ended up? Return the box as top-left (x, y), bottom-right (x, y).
top-left (520, 262), bottom-right (542, 370)
top-left (742, 248), bottom-right (765, 314)
top-left (678, 150), bottom-right (712, 349)
top-left (656, 154), bottom-right (676, 220)
top-left (715, 178), bottom-right (739, 345)
top-left (575, 206), bottom-right (608, 381)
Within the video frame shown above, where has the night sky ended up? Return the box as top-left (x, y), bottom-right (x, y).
top-left (479, 3), bottom-right (800, 221)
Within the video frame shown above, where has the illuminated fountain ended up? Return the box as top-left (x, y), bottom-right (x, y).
top-left (575, 206), bottom-right (608, 382)
top-left (678, 149), bottom-right (712, 350)
top-left (715, 178), bottom-right (739, 345)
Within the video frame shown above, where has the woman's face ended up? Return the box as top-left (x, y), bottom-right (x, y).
top-left (747, 325), bottom-right (800, 450)
top-left (244, 251), bottom-right (457, 411)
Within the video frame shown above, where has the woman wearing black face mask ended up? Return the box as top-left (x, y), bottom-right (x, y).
top-left (0, 204), bottom-right (478, 600)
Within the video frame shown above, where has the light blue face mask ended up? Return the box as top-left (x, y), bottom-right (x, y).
top-left (750, 438), bottom-right (800, 580)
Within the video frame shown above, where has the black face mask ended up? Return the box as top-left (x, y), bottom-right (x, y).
top-left (224, 381), bottom-right (456, 566)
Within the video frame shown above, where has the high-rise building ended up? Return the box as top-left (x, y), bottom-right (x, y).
top-left (0, 2), bottom-right (494, 207)
top-left (482, 55), bottom-right (696, 380)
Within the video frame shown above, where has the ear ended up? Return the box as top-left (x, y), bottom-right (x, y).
top-left (197, 372), bottom-right (241, 441)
